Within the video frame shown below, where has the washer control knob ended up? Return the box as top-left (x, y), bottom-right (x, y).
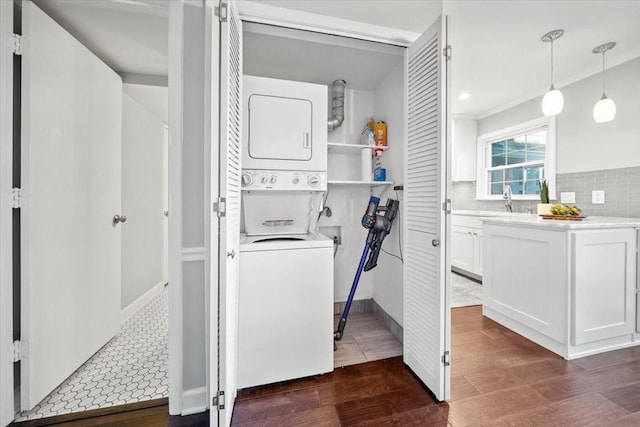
top-left (241, 173), bottom-right (253, 187)
top-left (307, 174), bottom-right (320, 187)
top-left (270, 176), bottom-right (277, 184)
top-left (261, 175), bottom-right (268, 184)
top-left (292, 177), bottom-right (300, 185)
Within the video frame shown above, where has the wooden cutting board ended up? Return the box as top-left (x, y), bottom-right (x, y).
top-left (540, 214), bottom-right (586, 221)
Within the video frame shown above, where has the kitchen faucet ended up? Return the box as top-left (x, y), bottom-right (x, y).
top-left (503, 184), bottom-right (513, 213)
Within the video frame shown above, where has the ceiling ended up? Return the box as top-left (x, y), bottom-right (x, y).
top-left (242, 22), bottom-right (404, 91)
top-left (28, 0), bottom-right (640, 118)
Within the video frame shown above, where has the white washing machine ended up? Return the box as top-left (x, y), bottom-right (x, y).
top-left (237, 170), bottom-right (334, 389)
top-left (237, 231), bottom-right (334, 388)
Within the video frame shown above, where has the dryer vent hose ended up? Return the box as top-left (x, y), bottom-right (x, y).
top-left (327, 79), bottom-right (346, 131)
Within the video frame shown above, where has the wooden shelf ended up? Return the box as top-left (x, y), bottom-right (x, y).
top-left (327, 142), bottom-right (389, 154)
top-left (328, 180), bottom-right (394, 187)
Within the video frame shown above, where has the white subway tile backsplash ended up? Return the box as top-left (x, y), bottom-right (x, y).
top-left (452, 166), bottom-right (640, 217)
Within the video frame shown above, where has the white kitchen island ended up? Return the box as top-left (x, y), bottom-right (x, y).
top-left (482, 216), bottom-right (640, 360)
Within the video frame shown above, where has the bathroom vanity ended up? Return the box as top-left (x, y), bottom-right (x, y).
top-left (482, 216), bottom-right (640, 359)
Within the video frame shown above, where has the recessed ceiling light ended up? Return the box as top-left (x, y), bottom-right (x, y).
top-left (458, 92), bottom-right (471, 101)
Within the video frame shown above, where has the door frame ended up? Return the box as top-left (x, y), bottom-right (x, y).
top-left (0, 0), bottom-right (15, 425)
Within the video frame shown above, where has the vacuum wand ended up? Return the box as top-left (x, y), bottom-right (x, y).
top-left (334, 196), bottom-right (400, 342)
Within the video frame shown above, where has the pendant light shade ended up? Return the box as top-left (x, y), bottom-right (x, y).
top-left (593, 95), bottom-right (616, 123)
top-left (541, 29), bottom-right (564, 116)
top-left (592, 42), bottom-right (616, 123)
top-left (542, 85), bottom-right (564, 116)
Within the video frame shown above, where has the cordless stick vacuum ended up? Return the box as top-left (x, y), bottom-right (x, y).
top-left (334, 196), bottom-right (400, 342)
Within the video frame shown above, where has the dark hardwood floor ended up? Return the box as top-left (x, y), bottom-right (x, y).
top-left (232, 305), bottom-right (640, 426)
top-left (13, 306), bottom-right (640, 426)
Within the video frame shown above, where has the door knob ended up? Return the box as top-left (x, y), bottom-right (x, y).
top-left (432, 239), bottom-right (440, 247)
top-left (113, 214), bottom-right (127, 225)
top-left (227, 250), bottom-right (236, 259)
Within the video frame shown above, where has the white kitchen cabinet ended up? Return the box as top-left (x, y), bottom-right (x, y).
top-left (572, 229), bottom-right (636, 345)
top-left (451, 117), bottom-right (477, 182)
top-left (482, 216), bottom-right (640, 359)
top-left (451, 214), bottom-right (483, 279)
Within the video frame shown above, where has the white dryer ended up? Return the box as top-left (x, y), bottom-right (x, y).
top-left (242, 75), bottom-right (328, 173)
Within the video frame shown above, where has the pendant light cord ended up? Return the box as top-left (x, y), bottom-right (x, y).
top-left (550, 40), bottom-right (554, 85)
top-left (601, 51), bottom-right (606, 95)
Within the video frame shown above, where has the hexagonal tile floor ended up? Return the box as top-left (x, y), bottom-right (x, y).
top-left (15, 286), bottom-right (168, 421)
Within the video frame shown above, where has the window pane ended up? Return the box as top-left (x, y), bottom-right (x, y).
top-left (506, 181), bottom-right (523, 195)
top-left (505, 167), bottom-right (523, 181)
top-left (491, 141), bottom-right (506, 166)
top-left (527, 131), bottom-right (546, 144)
top-left (492, 154), bottom-right (506, 167)
top-left (491, 140), bottom-right (506, 156)
top-left (527, 150), bottom-right (546, 161)
top-left (505, 139), bottom-right (526, 165)
top-left (525, 166), bottom-right (544, 180)
top-left (490, 183), bottom-right (503, 195)
top-left (524, 180), bottom-right (540, 195)
top-left (490, 169), bottom-right (504, 183)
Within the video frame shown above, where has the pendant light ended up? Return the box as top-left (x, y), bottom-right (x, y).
top-left (592, 42), bottom-right (616, 123)
top-left (541, 29), bottom-right (565, 116)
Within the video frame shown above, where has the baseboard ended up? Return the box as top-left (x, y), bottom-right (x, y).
top-left (334, 298), bottom-right (372, 315)
top-left (372, 300), bottom-right (403, 343)
top-left (181, 387), bottom-right (208, 416)
top-left (121, 280), bottom-right (167, 324)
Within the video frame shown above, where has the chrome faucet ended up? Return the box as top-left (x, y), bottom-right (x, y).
top-left (503, 184), bottom-right (513, 213)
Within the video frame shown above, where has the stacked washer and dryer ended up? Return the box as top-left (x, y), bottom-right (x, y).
top-left (237, 76), bottom-right (335, 389)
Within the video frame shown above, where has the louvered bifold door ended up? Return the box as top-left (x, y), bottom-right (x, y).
top-left (217, 0), bottom-right (242, 425)
top-left (403, 15), bottom-right (450, 401)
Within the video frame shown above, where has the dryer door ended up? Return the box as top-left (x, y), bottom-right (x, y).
top-left (248, 94), bottom-right (312, 161)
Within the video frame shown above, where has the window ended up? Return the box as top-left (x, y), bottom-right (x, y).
top-left (476, 117), bottom-right (556, 200)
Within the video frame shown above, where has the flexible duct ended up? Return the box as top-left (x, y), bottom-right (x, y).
top-left (327, 79), bottom-right (346, 131)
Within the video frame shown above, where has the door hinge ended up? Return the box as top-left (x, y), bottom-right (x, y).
top-left (212, 390), bottom-right (225, 410)
top-left (442, 198), bottom-right (451, 214)
top-left (213, 197), bottom-right (226, 217)
top-left (12, 340), bottom-right (28, 362)
top-left (443, 45), bottom-right (452, 61)
top-left (12, 34), bottom-right (22, 56)
top-left (442, 350), bottom-right (450, 366)
top-left (215, 2), bottom-right (228, 22)
top-left (11, 187), bottom-right (22, 208)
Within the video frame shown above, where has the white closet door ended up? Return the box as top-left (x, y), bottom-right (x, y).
top-left (403, 15), bottom-right (450, 401)
top-left (20, 1), bottom-right (122, 410)
top-left (0, 0), bottom-right (15, 424)
top-left (215, 0), bottom-right (242, 425)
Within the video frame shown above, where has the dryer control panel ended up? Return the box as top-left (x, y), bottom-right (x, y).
top-left (241, 170), bottom-right (326, 191)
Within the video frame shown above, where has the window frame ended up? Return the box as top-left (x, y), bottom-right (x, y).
top-left (475, 116), bottom-right (556, 201)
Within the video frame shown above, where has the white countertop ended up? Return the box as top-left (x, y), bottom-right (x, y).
top-left (481, 215), bottom-right (640, 230)
top-left (452, 209), bottom-right (534, 218)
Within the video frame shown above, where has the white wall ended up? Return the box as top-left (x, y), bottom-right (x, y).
top-left (372, 62), bottom-right (405, 326)
top-left (180, 0), bottom-right (206, 397)
top-left (478, 57), bottom-right (640, 174)
top-left (121, 91), bottom-right (166, 309)
top-left (323, 88), bottom-right (375, 302)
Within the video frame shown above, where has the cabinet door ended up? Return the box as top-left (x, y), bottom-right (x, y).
top-left (452, 225), bottom-right (475, 272)
top-left (573, 229), bottom-right (636, 345)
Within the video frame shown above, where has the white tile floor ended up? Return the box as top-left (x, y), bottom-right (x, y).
top-left (16, 286), bottom-right (168, 422)
top-left (334, 312), bottom-right (403, 368)
top-left (451, 271), bottom-right (482, 307)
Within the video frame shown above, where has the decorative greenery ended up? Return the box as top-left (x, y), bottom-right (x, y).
top-left (539, 179), bottom-right (549, 203)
